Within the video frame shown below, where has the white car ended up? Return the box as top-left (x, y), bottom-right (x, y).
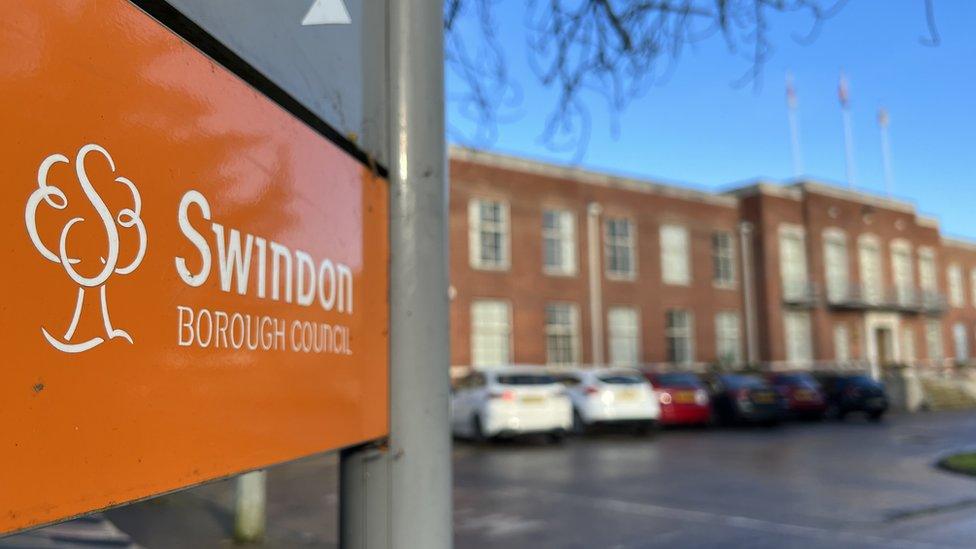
top-left (553, 368), bottom-right (660, 434)
top-left (451, 367), bottom-right (573, 442)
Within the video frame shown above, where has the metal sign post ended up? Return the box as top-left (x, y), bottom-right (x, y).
top-left (340, 0), bottom-right (451, 547)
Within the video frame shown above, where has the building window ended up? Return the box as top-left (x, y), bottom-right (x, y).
top-left (954, 322), bottom-right (969, 361)
top-left (970, 269), bottom-right (976, 308)
top-left (470, 300), bottom-right (512, 366)
top-left (661, 224), bottom-right (690, 285)
top-left (779, 225), bottom-right (808, 301)
top-left (712, 231), bottom-right (735, 287)
top-left (715, 311), bottom-right (741, 365)
top-left (902, 327), bottom-right (916, 362)
top-left (833, 324), bottom-right (850, 362)
top-left (918, 247), bottom-right (937, 293)
top-left (784, 310), bottom-right (813, 363)
top-left (468, 198), bottom-right (509, 270)
top-left (926, 320), bottom-right (944, 362)
top-left (604, 218), bottom-right (636, 279)
top-left (949, 264), bottom-right (965, 307)
top-left (542, 209), bottom-right (577, 276)
top-left (858, 235), bottom-right (883, 303)
top-left (890, 240), bottom-right (914, 306)
top-left (823, 229), bottom-right (849, 302)
top-left (665, 310), bottom-right (694, 364)
top-left (607, 306), bottom-right (640, 367)
top-left (545, 303), bottom-right (580, 366)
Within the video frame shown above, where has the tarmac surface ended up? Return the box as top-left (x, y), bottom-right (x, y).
top-left (4, 410), bottom-right (976, 548)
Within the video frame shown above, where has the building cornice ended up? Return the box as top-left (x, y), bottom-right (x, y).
top-left (942, 236), bottom-right (976, 252)
top-left (793, 180), bottom-right (917, 214)
top-left (450, 146), bottom-right (738, 208)
top-left (723, 181), bottom-right (803, 201)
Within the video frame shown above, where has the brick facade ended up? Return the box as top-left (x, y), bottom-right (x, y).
top-left (449, 147), bottom-right (976, 372)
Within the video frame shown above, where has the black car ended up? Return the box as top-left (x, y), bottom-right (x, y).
top-left (704, 374), bottom-right (783, 426)
top-left (813, 373), bottom-right (888, 421)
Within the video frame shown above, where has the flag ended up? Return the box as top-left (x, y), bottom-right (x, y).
top-left (786, 73), bottom-right (797, 110)
top-left (838, 72), bottom-right (850, 108)
top-left (878, 107), bottom-right (889, 128)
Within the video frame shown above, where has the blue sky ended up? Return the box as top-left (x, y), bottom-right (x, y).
top-left (446, 1), bottom-right (976, 238)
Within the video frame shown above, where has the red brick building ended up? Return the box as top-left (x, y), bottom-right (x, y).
top-left (449, 147), bottom-right (976, 374)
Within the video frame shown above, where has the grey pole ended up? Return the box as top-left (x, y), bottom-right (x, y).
top-left (339, 0), bottom-right (451, 547)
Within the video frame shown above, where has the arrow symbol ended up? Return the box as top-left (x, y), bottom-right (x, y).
top-left (301, 0), bottom-right (351, 25)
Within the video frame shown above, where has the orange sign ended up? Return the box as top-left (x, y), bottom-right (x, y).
top-left (0, 1), bottom-right (388, 534)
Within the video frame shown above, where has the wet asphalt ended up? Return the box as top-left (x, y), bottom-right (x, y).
top-left (454, 411), bottom-right (976, 548)
top-left (9, 410), bottom-right (976, 548)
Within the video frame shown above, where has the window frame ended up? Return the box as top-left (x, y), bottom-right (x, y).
top-left (603, 216), bottom-right (637, 280)
top-left (660, 223), bottom-right (691, 286)
top-left (858, 234), bottom-right (884, 304)
top-left (468, 197), bottom-right (511, 271)
top-left (711, 231), bottom-right (736, 289)
top-left (545, 302), bottom-right (581, 366)
top-left (890, 239), bottom-right (914, 306)
top-left (665, 309), bottom-right (695, 364)
top-left (541, 208), bottom-right (578, 277)
top-left (779, 224), bottom-right (809, 301)
top-left (714, 310), bottom-right (742, 365)
top-left (784, 309), bottom-right (813, 364)
top-left (607, 306), bottom-right (641, 367)
top-left (469, 299), bottom-right (513, 367)
top-left (948, 263), bottom-right (965, 308)
top-left (823, 228), bottom-right (849, 303)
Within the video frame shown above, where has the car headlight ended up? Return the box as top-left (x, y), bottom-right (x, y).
top-left (658, 391), bottom-right (672, 405)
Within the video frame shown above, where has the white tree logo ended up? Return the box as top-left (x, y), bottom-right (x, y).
top-left (25, 144), bottom-right (147, 353)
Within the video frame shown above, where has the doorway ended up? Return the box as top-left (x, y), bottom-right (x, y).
top-left (874, 327), bottom-right (894, 366)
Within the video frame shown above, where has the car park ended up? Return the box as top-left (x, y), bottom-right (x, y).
top-left (705, 373), bottom-right (783, 426)
top-left (813, 373), bottom-right (889, 421)
top-left (644, 372), bottom-right (712, 427)
top-left (552, 368), bottom-right (660, 434)
top-left (450, 367), bottom-right (573, 442)
top-left (767, 372), bottom-right (827, 420)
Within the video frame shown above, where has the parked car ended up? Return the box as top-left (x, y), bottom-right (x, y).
top-left (766, 372), bottom-right (827, 420)
top-left (813, 373), bottom-right (889, 421)
top-left (704, 373), bottom-right (783, 426)
top-left (644, 372), bottom-right (712, 427)
top-left (450, 367), bottom-right (572, 442)
top-left (552, 368), bottom-right (660, 434)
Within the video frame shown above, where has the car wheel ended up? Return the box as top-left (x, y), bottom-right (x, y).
top-left (825, 404), bottom-right (840, 420)
top-left (867, 410), bottom-right (884, 422)
top-left (572, 409), bottom-right (587, 436)
top-left (546, 431), bottom-right (566, 444)
top-left (471, 415), bottom-right (486, 443)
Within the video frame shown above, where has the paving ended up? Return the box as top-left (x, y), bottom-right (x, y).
top-left (4, 411), bottom-right (976, 548)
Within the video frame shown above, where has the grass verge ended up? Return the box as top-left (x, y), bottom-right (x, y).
top-left (939, 452), bottom-right (976, 477)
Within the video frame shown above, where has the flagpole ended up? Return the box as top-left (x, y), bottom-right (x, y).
top-left (786, 72), bottom-right (804, 178)
top-left (839, 72), bottom-right (856, 188)
top-left (878, 108), bottom-right (894, 197)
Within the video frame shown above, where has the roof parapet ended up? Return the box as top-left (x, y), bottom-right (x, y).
top-left (450, 146), bottom-right (738, 208)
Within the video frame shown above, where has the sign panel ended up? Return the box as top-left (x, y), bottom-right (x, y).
top-left (162, 0), bottom-right (388, 163)
top-left (0, 1), bottom-right (388, 534)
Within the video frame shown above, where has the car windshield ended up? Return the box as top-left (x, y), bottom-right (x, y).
top-left (655, 373), bottom-right (701, 387)
top-left (597, 373), bottom-right (644, 385)
top-left (721, 375), bottom-right (767, 389)
top-left (776, 374), bottom-right (819, 389)
top-left (846, 375), bottom-right (881, 388)
top-left (496, 374), bottom-right (557, 386)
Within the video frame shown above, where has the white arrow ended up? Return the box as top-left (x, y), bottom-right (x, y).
top-left (301, 0), bottom-right (351, 25)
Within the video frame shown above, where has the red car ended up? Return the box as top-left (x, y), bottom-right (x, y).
top-left (766, 372), bottom-right (827, 420)
top-left (644, 372), bottom-right (711, 426)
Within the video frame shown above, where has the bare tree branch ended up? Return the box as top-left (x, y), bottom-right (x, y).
top-left (445, 0), bottom-right (940, 160)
